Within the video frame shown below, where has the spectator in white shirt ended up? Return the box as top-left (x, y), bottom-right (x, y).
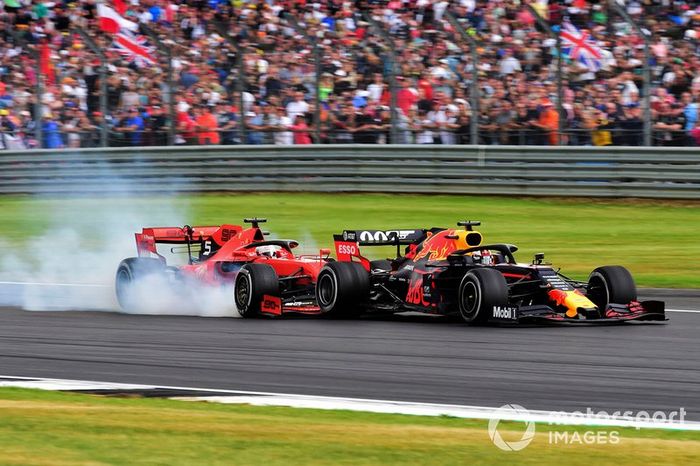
top-left (416, 110), bottom-right (435, 144)
top-left (367, 73), bottom-right (385, 103)
top-left (499, 49), bottom-right (521, 76)
top-left (286, 91), bottom-right (309, 121)
top-left (272, 106), bottom-right (293, 145)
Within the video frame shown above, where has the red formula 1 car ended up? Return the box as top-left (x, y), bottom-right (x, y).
top-left (115, 218), bottom-right (334, 316)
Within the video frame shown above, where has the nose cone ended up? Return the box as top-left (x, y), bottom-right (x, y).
top-left (548, 289), bottom-right (597, 318)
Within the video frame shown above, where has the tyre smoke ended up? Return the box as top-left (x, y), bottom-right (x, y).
top-left (0, 178), bottom-right (238, 317)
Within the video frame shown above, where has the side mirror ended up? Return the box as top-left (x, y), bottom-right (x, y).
top-left (319, 248), bottom-right (331, 257)
top-left (533, 253), bottom-right (545, 265)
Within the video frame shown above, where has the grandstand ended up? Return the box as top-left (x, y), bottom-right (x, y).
top-left (0, 0), bottom-right (699, 149)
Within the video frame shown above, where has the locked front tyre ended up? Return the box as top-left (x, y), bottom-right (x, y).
top-left (315, 262), bottom-right (369, 318)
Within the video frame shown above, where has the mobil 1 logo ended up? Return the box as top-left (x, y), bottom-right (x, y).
top-left (492, 306), bottom-right (518, 321)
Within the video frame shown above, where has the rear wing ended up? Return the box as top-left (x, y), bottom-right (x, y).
top-left (339, 229), bottom-right (427, 246)
top-left (333, 229), bottom-right (428, 269)
top-left (136, 224), bottom-right (243, 257)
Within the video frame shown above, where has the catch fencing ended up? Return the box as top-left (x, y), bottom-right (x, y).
top-left (0, 145), bottom-right (698, 199)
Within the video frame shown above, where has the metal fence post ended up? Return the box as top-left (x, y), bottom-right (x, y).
top-left (12, 30), bottom-right (42, 147)
top-left (73, 27), bottom-right (108, 147)
top-left (33, 45), bottom-right (43, 149)
top-left (282, 12), bottom-right (321, 143)
top-left (525, 4), bottom-right (565, 144)
top-left (215, 22), bottom-right (247, 144)
top-left (142, 24), bottom-right (175, 146)
top-left (608, 0), bottom-right (652, 147)
top-left (443, 10), bottom-right (480, 145)
top-left (362, 12), bottom-right (398, 144)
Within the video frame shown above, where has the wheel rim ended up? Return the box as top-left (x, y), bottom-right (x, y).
top-left (317, 273), bottom-right (336, 308)
top-left (235, 273), bottom-right (251, 309)
top-left (586, 273), bottom-right (610, 311)
top-left (460, 280), bottom-right (480, 319)
top-left (587, 274), bottom-right (609, 309)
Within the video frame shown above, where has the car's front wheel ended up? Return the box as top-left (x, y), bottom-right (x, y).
top-left (234, 264), bottom-right (279, 318)
top-left (458, 268), bottom-right (508, 324)
top-left (586, 265), bottom-right (637, 309)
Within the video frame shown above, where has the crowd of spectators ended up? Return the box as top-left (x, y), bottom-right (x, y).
top-left (1, 0), bottom-right (700, 149)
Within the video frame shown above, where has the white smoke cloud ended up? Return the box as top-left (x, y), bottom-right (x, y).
top-left (296, 230), bottom-right (321, 256)
top-left (116, 274), bottom-right (236, 317)
top-left (0, 165), bottom-right (238, 317)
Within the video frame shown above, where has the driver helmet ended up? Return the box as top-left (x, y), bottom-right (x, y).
top-left (256, 245), bottom-right (280, 257)
top-left (471, 250), bottom-right (493, 265)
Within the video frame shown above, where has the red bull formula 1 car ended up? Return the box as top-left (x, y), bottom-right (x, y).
top-left (320, 221), bottom-right (666, 324)
top-left (116, 218), bottom-right (333, 316)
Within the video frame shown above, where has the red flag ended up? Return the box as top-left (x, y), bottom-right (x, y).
top-left (113, 0), bottom-right (128, 16)
top-left (98, 4), bottom-right (137, 34)
top-left (39, 41), bottom-right (55, 86)
top-left (165, 3), bottom-right (177, 23)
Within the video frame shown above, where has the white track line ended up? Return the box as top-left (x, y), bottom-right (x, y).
top-left (0, 281), bottom-right (109, 288)
top-left (0, 375), bottom-right (697, 431)
top-left (667, 309), bottom-right (700, 313)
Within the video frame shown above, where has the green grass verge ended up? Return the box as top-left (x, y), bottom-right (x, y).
top-left (0, 193), bottom-right (698, 287)
top-left (0, 388), bottom-right (698, 466)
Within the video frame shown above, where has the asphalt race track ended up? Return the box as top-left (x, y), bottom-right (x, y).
top-left (0, 289), bottom-right (698, 420)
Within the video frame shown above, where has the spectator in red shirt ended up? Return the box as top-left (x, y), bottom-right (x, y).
top-left (417, 74), bottom-right (434, 102)
top-left (195, 105), bottom-right (220, 145)
top-left (291, 115), bottom-right (312, 145)
top-left (690, 120), bottom-right (700, 146)
top-left (397, 77), bottom-right (418, 118)
top-left (176, 103), bottom-right (196, 145)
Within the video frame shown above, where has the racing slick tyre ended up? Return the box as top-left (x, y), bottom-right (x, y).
top-left (115, 257), bottom-right (167, 312)
top-left (586, 265), bottom-right (637, 310)
top-left (234, 264), bottom-right (279, 318)
top-left (316, 262), bottom-right (369, 318)
top-left (458, 268), bottom-right (508, 324)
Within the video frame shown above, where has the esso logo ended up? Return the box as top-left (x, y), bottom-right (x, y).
top-left (338, 244), bottom-right (358, 255)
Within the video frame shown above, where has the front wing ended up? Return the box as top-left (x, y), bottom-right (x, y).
top-left (258, 294), bottom-right (322, 317)
top-left (489, 300), bottom-right (667, 324)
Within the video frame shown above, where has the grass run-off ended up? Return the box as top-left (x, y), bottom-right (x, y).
top-left (0, 193), bottom-right (698, 288)
top-left (0, 388), bottom-right (698, 466)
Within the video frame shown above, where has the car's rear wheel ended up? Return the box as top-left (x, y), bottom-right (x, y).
top-left (458, 268), bottom-right (508, 324)
top-left (586, 265), bottom-right (637, 309)
top-left (115, 257), bottom-right (167, 312)
top-left (234, 264), bottom-right (279, 318)
top-left (316, 262), bottom-right (369, 317)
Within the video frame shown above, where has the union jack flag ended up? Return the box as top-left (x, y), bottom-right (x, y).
top-left (560, 22), bottom-right (604, 71)
top-left (111, 31), bottom-right (156, 68)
